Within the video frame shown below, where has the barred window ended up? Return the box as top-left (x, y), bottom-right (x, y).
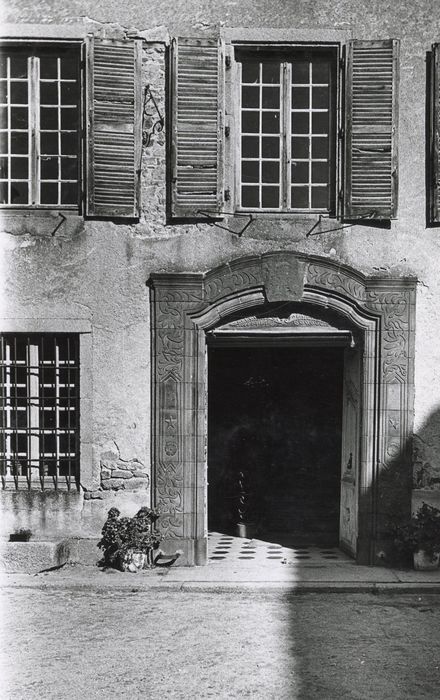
top-left (0, 45), bottom-right (80, 207)
top-left (0, 334), bottom-right (79, 490)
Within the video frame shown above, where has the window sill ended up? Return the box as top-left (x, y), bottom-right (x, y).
top-left (234, 209), bottom-right (336, 220)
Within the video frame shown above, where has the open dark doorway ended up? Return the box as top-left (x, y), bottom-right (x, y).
top-left (208, 345), bottom-right (344, 547)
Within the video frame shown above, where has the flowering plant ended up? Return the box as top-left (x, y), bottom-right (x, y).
top-left (97, 506), bottom-right (161, 569)
top-left (392, 503), bottom-right (440, 561)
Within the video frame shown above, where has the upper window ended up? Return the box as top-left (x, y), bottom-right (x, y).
top-left (237, 49), bottom-right (337, 213)
top-left (0, 45), bottom-right (81, 208)
top-left (170, 37), bottom-right (399, 222)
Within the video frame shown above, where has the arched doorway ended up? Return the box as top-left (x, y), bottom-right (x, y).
top-left (149, 253), bottom-right (416, 565)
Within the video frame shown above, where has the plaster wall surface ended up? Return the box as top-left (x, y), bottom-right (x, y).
top-left (1, 0), bottom-right (440, 541)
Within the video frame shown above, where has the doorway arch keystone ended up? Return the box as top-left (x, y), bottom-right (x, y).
top-left (149, 253), bottom-right (416, 565)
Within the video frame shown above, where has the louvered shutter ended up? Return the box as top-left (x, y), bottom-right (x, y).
top-left (86, 36), bottom-right (142, 218)
top-left (171, 37), bottom-right (224, 218)
top-left (344, 40), bottom-right (399, 220)
top-left (431, 44), bottom-right (440, 223)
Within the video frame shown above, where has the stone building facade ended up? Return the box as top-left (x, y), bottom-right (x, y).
top-left (1, 0), bottom-right (440, 565)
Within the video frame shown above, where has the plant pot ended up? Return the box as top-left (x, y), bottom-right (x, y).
top-left (413, 549), bottom-right (440, 571)
top-left (120, 548), bottom-right (156, 572)
top-left (236, 522), bottom-right (257, 539)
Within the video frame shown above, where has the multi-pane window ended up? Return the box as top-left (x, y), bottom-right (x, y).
top-left (0, 335), bottom-right (79, 489)
top-left (237, 49), bottom-right (337, 213)
top-left (0, 45), bottom-right (80, 207)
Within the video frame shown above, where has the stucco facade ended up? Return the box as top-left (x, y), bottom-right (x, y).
top-left (1, 0), bottom-right (440, 565)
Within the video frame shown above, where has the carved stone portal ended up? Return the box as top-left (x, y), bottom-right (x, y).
top-left (150, 252), bottom-right (416, 565)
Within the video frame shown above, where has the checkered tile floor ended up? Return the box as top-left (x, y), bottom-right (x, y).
top-left (208, 531), bottom-right (353, 565)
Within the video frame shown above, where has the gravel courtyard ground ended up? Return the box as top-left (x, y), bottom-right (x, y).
top-left (1, 584), bottom-right (440, 699)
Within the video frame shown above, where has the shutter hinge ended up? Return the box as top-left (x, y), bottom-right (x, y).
top-left (225, 55), bottom-right (231, 69)
top-left (225, 189), bottom-right (231, 202)
top-left (339, 56), bottom-right (345, 71)
top-left (225, 125), bottom-right (230, 138)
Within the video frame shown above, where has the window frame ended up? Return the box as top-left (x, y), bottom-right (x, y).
top-left (0, 39), bottom-right (83, 211)
top-left (231, 42), bottom-right (341, 217)
top-left (0, 332), bottom-right (81, 490)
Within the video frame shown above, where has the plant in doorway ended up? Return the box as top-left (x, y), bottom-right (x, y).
top-left (97, 506), bottom-right (181, 572)
top-left (392, 503), bottom-right (440, 570)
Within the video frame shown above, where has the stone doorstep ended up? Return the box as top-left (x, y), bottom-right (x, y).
top-left (0, 537), bottom-right (101, 574)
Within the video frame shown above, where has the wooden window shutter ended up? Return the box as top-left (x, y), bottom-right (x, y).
top-left (85, 36), bottom-right (142, 218)
top-left (431, 44), bottom-right (440, 223)
top-left (344, 39), bottom-right (399, 220)
top-left (170, 37), bottom-right (224, 218)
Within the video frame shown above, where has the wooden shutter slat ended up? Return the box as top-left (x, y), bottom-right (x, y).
top-left (86, 36), bottom-right (142, 218)
top-left (171, 37), bottom-right (224, 218)
top-left (344, 39), bottom-right (399, 220)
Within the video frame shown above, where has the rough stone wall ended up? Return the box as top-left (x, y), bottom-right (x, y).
top-left (2, 0), bottom-right (440, 537)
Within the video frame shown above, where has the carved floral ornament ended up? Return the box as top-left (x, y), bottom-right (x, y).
top-left (149, 254), bottom-right (417, 555)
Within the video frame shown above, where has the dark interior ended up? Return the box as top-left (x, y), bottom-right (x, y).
top-left (208, 345), bottom-right (344, 546)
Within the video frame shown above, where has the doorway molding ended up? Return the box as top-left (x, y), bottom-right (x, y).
top-left (149, 252), bottom-right (416, 565)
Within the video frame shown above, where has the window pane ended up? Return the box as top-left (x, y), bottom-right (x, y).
top-left (10, 132), bottom-right (28, 154)
top-left (0, 132), bottom-right (8, 153)
top-left (241, 186), bottom-right (259, 208)
top-left (60, 82), bottom-right (77, 104)
top-left (39, 57), bottom-right (58, 79)
top-left (0, 157), bottom-right (7, 178)
top-left (41, 132), bottom-right (59, 155)
top-left (0, 106), bottom-right (7, 128)
top-left (10, 181), bottom-right (28, 204)
top-left (292, 62), bottom-right (309, 84)
top-left (242, 86), bottom-right (259, 108)
top-left (60, 57), bottom-right (77, 80)
top-left (0, 56), bottom-right (6, 79)
top-left (312, 62), bottom-right (329, 82)
top-left (262, 161), bottom-right (279, 184)
top-left (312, 86), bottom-right (329, 109)
top-left (262, 63), bottom-right (280, 84)
top-left (40, 156), bottom-right (59, 179)
top-left (311, 161), bottom-right (328, 184)
top-left (10, 82), bottom-right (28, 104)
top-left (60, 108), bottom-right (78, 131)
top-left (241, 111), bottom-right (259, 133)
top-left (262, 87), bottom-right (279, 109)
top-left (0, 82), bottom-right (7, 103)
top-left (262, 112), bottom-right (280, 134)
top-left (61, 182), bottom-right (77, 205)
top-left (40, 182), bottom-right (58, 204)
top-left (291, 137), bottom-right (309, 159)
top-left (311, 186), bottom-right (328, 209)
top-left (10, 157), bottom-right (28, 179)
top-left (0, 182), bottom-right (8, 203)
top-left (10, 57), bottom-right (28, 79)
top-left (311, 137), bottom-right (328, 159)
top-left (291, 112), bottom-right (309, 134)
top-left (40, 82), bottom-right (58, 104)
top-left (61, 132), bottom-right (77, 155)
top-left (291, 161), bottom-right (309, 184)
top-left (241, 62), bottom-right (259, 84)
top-left (261, 186), bottom-right (279, 208)
top-left (242, 136), bottom-right (259, 158)
top-left (40, 107), bottom-right (58, 130)
top-left (10, 107), bottom-right (28, 129)
top-left (261, 137), bottom-right (279, 158)
top-left (291, 186), bottom-right (309, 208)
top-left (60, 157), bottom-right (77, 180)
top-left (241, 160), bottom-right (259, 183)
top-left (291, 87), bottom-right (309, 108)
top-left (312, 112), bottom-right (329, 134)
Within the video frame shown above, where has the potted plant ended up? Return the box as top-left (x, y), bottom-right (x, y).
top-left (392, 503), bottom-right (440, 570)
top-left (98, 506), bottom-right (180, 572)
